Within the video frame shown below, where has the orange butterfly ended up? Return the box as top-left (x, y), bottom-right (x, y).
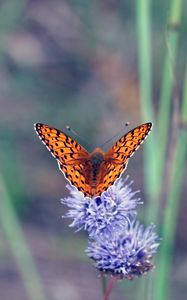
top-left (34, 122), bottom-right (152, 197)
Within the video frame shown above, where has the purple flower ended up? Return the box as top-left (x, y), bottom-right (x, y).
top-left (61, 177), bottom-right (141, 238)
top-left (86, 219), bottom-right (160, 279)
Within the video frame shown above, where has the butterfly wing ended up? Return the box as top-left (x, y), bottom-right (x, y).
top-left (34, 123), bottom-right (92, 195)
top-left (58, 162), bottom-right (94, 196)
top-left (94, 122), bottom-right (153, 195)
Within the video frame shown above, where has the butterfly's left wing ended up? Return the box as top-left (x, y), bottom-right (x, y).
top-left (58, 162), bottom-right (99, 196)
top-left (34, 123), bottom-right (89, 164)
top-left (35, 123), bottom-right (93, 195)
top-left (94, 122), bottom-right (153, 195)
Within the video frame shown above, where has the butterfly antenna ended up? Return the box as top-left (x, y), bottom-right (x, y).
top-left (99, 122), bottom-right (130, 149)
top-left (66, 125), bottom-right (93, 148)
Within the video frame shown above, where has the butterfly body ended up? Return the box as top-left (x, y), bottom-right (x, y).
top-left (89, 148), bottom-right (105, 184)
top-left (35, 122), bottom-right (152, 197)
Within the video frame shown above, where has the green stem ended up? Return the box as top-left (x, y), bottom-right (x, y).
top-left (136, 0), bottom-right (158, 223)
top-left (156, 0), bottom-right (183, 192)
top-left (0, 175), bottom-right (47, 300)
top-left (154, 62), bottom-right (187, 300)
top-left (136, 1), bottom-right (157, 299)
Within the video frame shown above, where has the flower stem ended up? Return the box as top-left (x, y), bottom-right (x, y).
top-left (101, 275), bottom-right (107, 296)
top-left (103, 276), bottom-right (118, 300)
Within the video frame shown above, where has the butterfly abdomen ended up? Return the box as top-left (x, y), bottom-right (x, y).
top-left (90, 148), bottom-right (105, 186)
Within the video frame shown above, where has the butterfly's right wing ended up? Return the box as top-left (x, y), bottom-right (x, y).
top-left (106, 122), bottom-right (152, 162)
top-left (94, 123), bottom-right (153, 195)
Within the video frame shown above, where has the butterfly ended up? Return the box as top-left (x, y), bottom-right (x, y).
top-left (34, 122), bottom-right (152, 197)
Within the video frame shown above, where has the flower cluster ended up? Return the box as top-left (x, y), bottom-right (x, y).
top-left (62, 177), bottom-right (141, 238)
top-left (86, 221), bottom-right (159, 279)
top-left (61, 177), bottom-right (160, 279)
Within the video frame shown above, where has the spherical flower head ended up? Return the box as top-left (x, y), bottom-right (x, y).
top-left (86, 219), bottom-right (160, 279)
top-left (61, 177), bottom-right (141, 238)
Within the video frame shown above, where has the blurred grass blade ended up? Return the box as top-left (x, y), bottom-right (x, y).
top-left (136, 1), bottom-right (157, 299)
top-left (154, 63), bottom-right (187, 300)
top-left (136, 0), bottom-right (158, 223)
top-left (156, 0), bottom-right (183, 191)
top-left (0, 174), bottom-right (47, 300)
top-left (136, 0), bottom-right (154, 122)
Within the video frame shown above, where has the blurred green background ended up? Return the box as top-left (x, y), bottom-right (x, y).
top-left (0, 1), bottom-right (187, 300)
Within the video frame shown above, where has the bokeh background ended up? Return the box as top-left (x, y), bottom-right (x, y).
top-left (0, 1), bottom-right (187, 300)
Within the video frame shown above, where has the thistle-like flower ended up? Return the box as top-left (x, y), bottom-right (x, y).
top-left (61, 177), bottom-right (141, 238)
top-left (86, 219), bottom-right (160, 279)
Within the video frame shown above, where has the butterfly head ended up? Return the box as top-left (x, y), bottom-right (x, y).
top-left (90, 148), bottom-right (105, 165)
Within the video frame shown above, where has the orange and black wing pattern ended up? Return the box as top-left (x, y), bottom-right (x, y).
top-left (34, 122), bottom-right (152, 197)
top-left (34, 123), bottom-right (92, 195)
top-left (94, 122), bottom-right (153, 195)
